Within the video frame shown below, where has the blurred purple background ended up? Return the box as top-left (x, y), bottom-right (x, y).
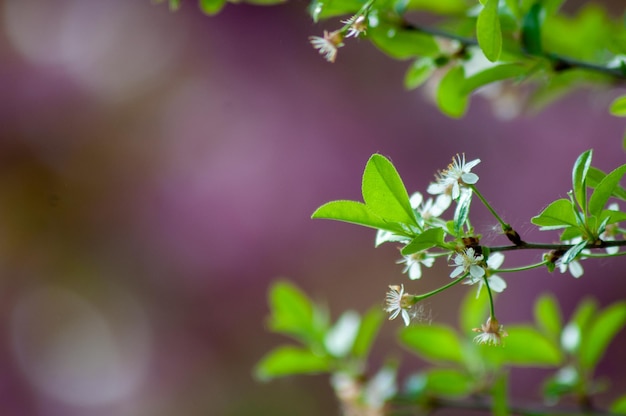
top-left (1, 0), bottom-right (626, 414)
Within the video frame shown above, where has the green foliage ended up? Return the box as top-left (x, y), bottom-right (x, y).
top-left (312, 154), bottom-right (419, 237)
top-left (400, 324), bottom-right (464, 364)
top-left (255, 346), bottom-right (331, 380)
top-left (199, 0), bottom-right (227, 14)
top-left (256, 280), bottom-right (385, 381)
top-left (476, 0), bottom-right (502, 62)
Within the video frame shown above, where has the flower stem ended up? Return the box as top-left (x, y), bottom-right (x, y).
top-left (468, 185), bottom-right (509, 230)
top-left (412, 275), bottom-right (466, 302)
top-left (494, 261), bottom-right (548, 273)
top-left (482, 275), bottom-right (496, 318)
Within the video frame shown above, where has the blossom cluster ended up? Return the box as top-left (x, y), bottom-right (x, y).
top-left (309, 15), bottom-right (367, 63)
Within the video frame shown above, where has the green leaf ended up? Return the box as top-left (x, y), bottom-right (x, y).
top-left (436, 66), bottom-right (469, 118)
top-left (572, 149), bottom-right (593, 214)
top-left (460, 284), bottom-right (490, 334)
top-left (404, 58), bottom-right (436, 90)
top-left (610, 95), bottom-right (626, 117)
top-left (362, 154), bottom-right (417, 226)
top-left (521, 2), bottom-right (543, 54)
top-left (611, 394), bottom-right (626, 414)
top-left (534, 294), bottom-right (562, 340)
top-left (268, 281), bottom-right (322, 343)
top-left (488, 326), bottom-right (562, 366)
top-left (561, 298), bottom-right (597, 352)
top-left (312, 200), bottom-right (401, 232)
top-left (169, 0), bottom-right (182, 11)
top-left (560, 239), bottom-right (587, 265)
top-left (588, 163), bottom-right (626, 218)
top-left (400, 324), bottom-right (464, 363)
top-left (405, 0), bottom-right (467, 14)
top-left (462, 63), bottom-right (528, 93)
top-left (491, 372), bottom-right (509, 416)
top-left (424, 368), bottom-right (473, 397)
top-left (255, 346), bottom-right (331, 381)
top-left (308, 0), bottom-right (362, 21)
top-left (579, 301), bottom-right (626, 371)
top-left (587, 167), bottom-right (626, 201)
top-left (400, 228), bottom-right (444, 255)
top-left (199, 0), bottom-right (227, 15)
top-left (600, 209), bottom-right (626, 225)
top-left (477, 0), bottom-right (502, 62)
top-left (352, 307), bottom-right (384, 359)
top-left (531, 198), bottom-right (579, 229)
top-left (369, 24), bottom-right (439, 60)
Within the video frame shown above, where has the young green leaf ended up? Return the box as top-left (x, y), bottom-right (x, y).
top-left (404, 58), bottom-right (436, 90)
top-left (400, 324), bottom-right (464, 363)
top-left (588, 163), bottom-right (626, 218)
top-left (610, 95), bottom-right (626, 117)
top-left (255, 345), bottom-right (331, 381)
top-left (437, 65), bottom-right (469, 118)
top-left (487, 326), bottom-right (562, 366)
top-left (462, 63), bottom-right (528, 94)
top-left (534, 294), bottom-right (562, 340)
top-left (572, 149), bottom-right (593, 214)
top-left (477, 0), bottom-right (502, 62)
top-left (423, 368), bottom-right (473, 397)
top-left (561, 298), bottom-right (598, 352)
top-left (611, 394), bottom-right (626, 414)
top-left (268, 281), bottom-right (322, 343)
top-left (311, 200), bottom-right (402, 232)
top-left (369, 24), bottom-right (440, 59)
top-left (362, 154), bottom-right (417, 226)
top-left (587, 167), bottom-right (626, 201)
top-left (491, 372), bottom-right (509, 416)
top-left (559, 239), bottom-right (587, 266)
top-left (531, 198), bottom-right (579, 229)
top-left (521, 2), bottom-right (543, 55)
top-left (199, 0), bottom-right (227, 15)
top-left (400, 228), bottom-right (445, 255)
top-left (579, 301), bottom-right (626, 371)
top-left (453, 189), bottom-right (472, 234)
top-left (169, 0), bottom-right (182, 10)
top-left (351, 307), bottom-right (384, 359)
top-left (460, 284), bottom-right (490, 334)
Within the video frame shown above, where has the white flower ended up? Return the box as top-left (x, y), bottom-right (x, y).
top-left (428, 154), bottom-right (481, 200)
top-left (450, 247), bottom-right (485, 279)
top-left (341, 15), bottom-right (367, 38)
top-left (385, 285), bottom-right (412, 326)
top-left (465, 252), bottom-right (507, 297)
top-left (556, 238), bottom-right (585, 278)
top-left (601, 202), bottom-right (620, 254)
top-left (473, 317), bottom-right (508, 346)
top-left (309, 30), bottom-right (344, 63)
top-left (410, 191), bottom-right (448, 219)
top-left (558, 259), bottom-right (584, 278)
top-left (398, 251), bottom-right (435, 280)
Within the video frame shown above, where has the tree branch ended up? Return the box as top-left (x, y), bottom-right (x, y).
top-left (402, 21), bottom-right (626, 81)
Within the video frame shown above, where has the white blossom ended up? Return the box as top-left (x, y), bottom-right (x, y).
top-left (309, 30), bottom-right (344, 63)
top-left (465, 252), bottom-right (507, 297)
top-left (385, 285), bottom-right (412, 326)
top-left (428, 154), bottom-right (481, 200)
top-left (601, 202), bottom-right (620, 255)
top-left (473, 317), bottom-right (508, 346)
top-left (398, 251), bottom-right (435, 280)
top-left (450, 247), bottom-right (485, 279)
top-left (341, 15), bottom-right (367, 38)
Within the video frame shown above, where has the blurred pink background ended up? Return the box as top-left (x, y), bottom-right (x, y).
top-left (1, 0), bottom-right (625, 414)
